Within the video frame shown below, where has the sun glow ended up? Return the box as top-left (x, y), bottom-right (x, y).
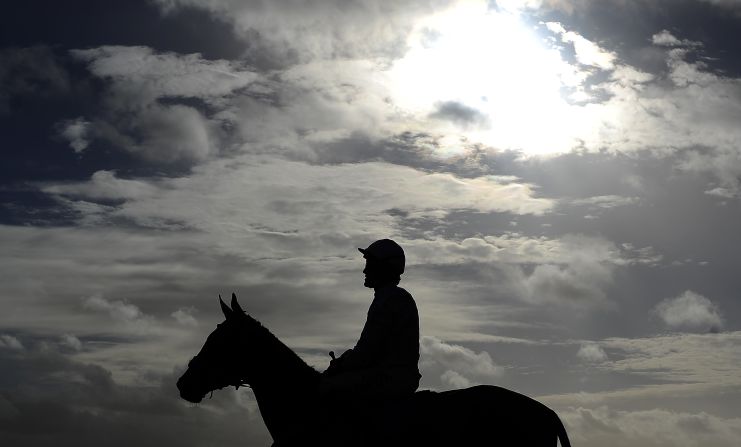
top-left (388, 1), bottom-right (602, 156)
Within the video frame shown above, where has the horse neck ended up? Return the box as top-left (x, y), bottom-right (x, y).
top-left (237, 316), bottom-right (321, 443)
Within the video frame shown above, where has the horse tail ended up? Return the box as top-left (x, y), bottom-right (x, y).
top-left (553, 410), bottom-right (571, 447)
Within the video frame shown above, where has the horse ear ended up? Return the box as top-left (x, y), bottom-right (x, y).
top-left (219, 295), bottom-right (232, 319)
top-left (231, 292), bottom-right (245, 314)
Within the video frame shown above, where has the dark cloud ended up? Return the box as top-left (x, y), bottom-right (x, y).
top-left (0, 46), bottom-right (70, 115)
top-left (308, 131), bottom-right (493, 177)
top-left (0, 1), bottom-right (247, 202)
top-left (1, 0), bottom-right (245, 60)
top-left (429, 101), bottom-right (490, 128)
top-left (0, 339), bottom-right (270, 446)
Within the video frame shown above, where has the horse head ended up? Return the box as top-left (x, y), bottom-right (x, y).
top-left (177, 293), bottom-right (258, 403)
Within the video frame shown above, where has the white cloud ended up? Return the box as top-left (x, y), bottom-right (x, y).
top-left (0, 334), bottom-right (24, 350)
top-left (172, 308), bottom-right (199, 327)
top-left (705, 187), bottom-right (736, 199)
top-left (64, 5), bottom-right (741, 198)
top-left (593, 49), bottom-right (741, 196)
top-left (679, 148), bottom-right (741, 199)
top-left (652, 30), bottom-right (680, 46)
top-left (408, 233), bottom-right (630, 266)
top-left (654, 290), bottom-right (724, 333)
top-left (440, 369), bottom-right (472, 388)
top-left (43, 156), bottom-right (553, 253)
top-left (128, 104), bottom-right (214, 163)
top-left (42, 170), bottom-right (157, 201)
top-left (69, 46), bottom-right (262, 164)
top-left (153, 0), bottom-right (446, 63)
top-left (577, 342), bottom-right (607, 362)
top-left (561, 405), bottom-right (741, 447)
top-left (84, 294), bottom-right (146, 322)
top-left (519, 260), bottom-right (614, 307)
top-left (71, 46), bottom-right (260, 102)
top-left (83, 295), bottom-right (156, 336)
top-left (412, 234), bottom-right (656, 308)
top-left (58, 117), bottom-right (92, 153)
top-left (61, 334), bottom-right (83, 351)
top-left (570, 195), bottom-right (640, 209)
top-left (88, 102), bottom-right (214, 164)
top-left (602, 332), bottom-right (741, 388)
top-left (546, 21), bottom-right (616, 69)
top-left (541, 332), bottom-right (741, 416)
top-left (420, 335), bottom-right (502, 390)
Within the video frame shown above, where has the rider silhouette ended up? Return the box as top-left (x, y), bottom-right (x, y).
top-left (320, 239), bottom-right (421, 405)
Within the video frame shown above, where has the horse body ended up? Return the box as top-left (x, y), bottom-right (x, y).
top-left (177, 295), bottom-right (571, 446)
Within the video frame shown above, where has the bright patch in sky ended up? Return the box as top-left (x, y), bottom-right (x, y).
top-left (388, 0), bottom-right (604, 156)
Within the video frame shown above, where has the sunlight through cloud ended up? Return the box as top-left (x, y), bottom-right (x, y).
top-left (388, 0), bottom-right (606, 156)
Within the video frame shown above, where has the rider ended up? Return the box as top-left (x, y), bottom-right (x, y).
top-left (320, 239), bottom-right (421, 404)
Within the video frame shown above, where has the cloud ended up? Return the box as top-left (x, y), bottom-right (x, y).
top-left (84, 294), bottom-right (147, 322)
top-left (0, 341), bottom-right (271, 446)
top-left (654, 290), bottom-right (724, 333)
top-left (546, 21), bottom-right (616, 69)
top-left (520, 260), bottom-right (613, 307)
top-left (577, 342), bottom-right (607, 363)
top-left (440, 369), bottom-right (472, 388)
top-left (152, 0), bottom-right (449, 65)
top-left (560, 405), bottom-right (741, 447)
top-left (652, 30), bottom-right (683, 46)
top-left (83, 295), bottom-right (156, 335)
top-left (705, 187), bottom-right (736, 199)
top-left (651, 30), bottom-right (701, 48)
top-left (0, 46), bottom-right (70, 114)
top-left (570, 195), bottom-right (640, 209)
top-left (42, 156), bottom-right (554, 239)
top-left (42, 170), bottom-right (158, 201)
top-left (60, 334), bottom-right (83, 351)
top-left (420, 336), bottom-right (502, 390)
top-left (601, 332), bottom-right (741, 389)
top-left (60, 4), bottom-right (741, 199)
top-left (463, 234), bottom-right (651, 308)
top-left (589, 43), bottom-right (741, 196)
top-left (429, 101), bottom-right (490, 128)
top-left (71, 46), bottom-right (260, 103)
top-left (57, 117), bottom-right (92, 153)
top-left (697, 0), bottom-right (741, 14)
top-left (407, 233), bottom-right (655, 267)
top-left (90, 102), bottom-right (214, 164)
top-left (171, 308), bottom-right (199, 327)
top-left (68, 46), bottom-right (262, 164)
top-left (0, 335), bottom-right (24, 351)
top-left (126, 103), bottom-right (214, 163)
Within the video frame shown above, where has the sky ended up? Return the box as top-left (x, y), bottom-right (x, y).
top-left (2, 0), bottom-right (741, 445)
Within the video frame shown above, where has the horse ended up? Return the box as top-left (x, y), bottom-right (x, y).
top-left (177, 293), bottom-right (572, 446)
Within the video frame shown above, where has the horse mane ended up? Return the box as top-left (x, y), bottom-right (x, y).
top-left (238, 312), bottom-right (320, 382)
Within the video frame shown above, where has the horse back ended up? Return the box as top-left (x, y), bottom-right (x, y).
top-left (395, 385), bottom-right (565, 446)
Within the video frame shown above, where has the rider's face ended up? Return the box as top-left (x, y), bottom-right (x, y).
top-left (363, 258), bottom-right (381, 288)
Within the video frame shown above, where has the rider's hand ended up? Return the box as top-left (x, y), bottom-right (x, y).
top-left (323, 349), bottom-right (352, 376)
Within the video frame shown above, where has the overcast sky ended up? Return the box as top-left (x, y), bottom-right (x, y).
top-left (2, 0), bottom-right (741, 445)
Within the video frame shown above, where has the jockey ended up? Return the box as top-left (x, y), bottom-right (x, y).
top-left (320, 239), bottom-right (421, 404)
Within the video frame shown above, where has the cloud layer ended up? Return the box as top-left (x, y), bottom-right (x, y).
top-left (2, 0), bottom-right (741, 446)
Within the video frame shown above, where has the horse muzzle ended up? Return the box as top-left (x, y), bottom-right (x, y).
top-left (177, 373), bottom-right (205, 403)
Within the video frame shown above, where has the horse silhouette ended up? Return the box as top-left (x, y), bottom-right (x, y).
top-left (177, 293), bottom-right (572, 446)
